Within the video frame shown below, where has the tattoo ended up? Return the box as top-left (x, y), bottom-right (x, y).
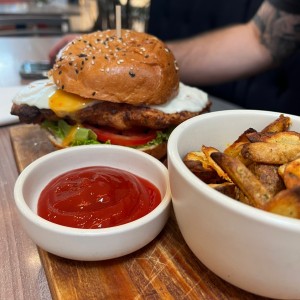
top-left (253, 1), bottom-right (300, 63)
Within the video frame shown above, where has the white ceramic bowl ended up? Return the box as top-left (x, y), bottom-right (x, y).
top-left (14, 145), bottom-right (171, 261)
top-left (168, 110), bottom-right (300, 299)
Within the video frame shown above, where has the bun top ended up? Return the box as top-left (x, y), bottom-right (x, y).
top-left (50, 29), bottom-right (179, 105)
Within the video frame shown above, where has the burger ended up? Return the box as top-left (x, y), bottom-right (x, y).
top-left (11, 29), bottom-right (210, 159)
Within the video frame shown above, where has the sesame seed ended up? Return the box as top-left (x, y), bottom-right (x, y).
top-left (129, 70), bottom-right (135, 78)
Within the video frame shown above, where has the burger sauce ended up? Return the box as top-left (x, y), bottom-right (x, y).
top-left (37, 166), bottom-right (161, 229)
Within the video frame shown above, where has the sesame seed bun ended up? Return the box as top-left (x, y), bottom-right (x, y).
top-left (50, 29), bottom-right (179, 106)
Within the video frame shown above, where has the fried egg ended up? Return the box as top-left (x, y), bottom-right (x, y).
top-left (12, 79), bottom-right (209, 115)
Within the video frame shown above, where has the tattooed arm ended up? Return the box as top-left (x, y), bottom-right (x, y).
top-left (167, 0), bottom-right (300, 86)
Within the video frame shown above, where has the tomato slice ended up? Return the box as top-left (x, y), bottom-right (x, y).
top-left (84, 125), bottom-right (157, 147)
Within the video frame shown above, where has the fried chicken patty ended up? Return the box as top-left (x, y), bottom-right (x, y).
top-left (11, 100), bottom-right (211, 130)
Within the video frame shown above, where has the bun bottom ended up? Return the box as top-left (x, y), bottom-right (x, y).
top-left (138, 142), bottom-right (167, 160)
top-left (48, 134), bottom-right (167, 160)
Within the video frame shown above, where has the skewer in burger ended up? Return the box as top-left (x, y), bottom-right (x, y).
top-left (11, 29), bottom-right (210, 159)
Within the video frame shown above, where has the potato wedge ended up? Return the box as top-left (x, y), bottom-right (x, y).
top-left (211, 151), bottom-right (272, 208)
top-left (261, 114), bottom-right (291, 133)
top-left (247, 131), bottom-right (300, 144)
top-left (241, 142), bottom-right (300, 164)
top-left (202, 146), bottom-right (232, 182)
top-left (263, 187), bottom-right (300, 219)
top-left (224, 128), bottom-right (256, 157)
top-left (183, 151), bottom-right (223, 183)
top-left (224, 128), bottom-right (255, 165)
top-left (278, 163), bottom-right (286, 178)
top-left (283, 158), bottom-right (300, 189)
top-left (210, 182), bottom-right (251, 206)
top-left (247, 163), bottom-right (285, 196)
top-left (209, 182), bottom-right (237, 198)
top-left (246, 132), bottom-right (273, 143)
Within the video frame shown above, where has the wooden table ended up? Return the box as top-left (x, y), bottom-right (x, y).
top-left (0, 37), bottom-right (271, 300)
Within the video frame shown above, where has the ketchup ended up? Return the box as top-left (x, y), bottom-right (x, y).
top-left (37, 166), bottom-right (161, 229)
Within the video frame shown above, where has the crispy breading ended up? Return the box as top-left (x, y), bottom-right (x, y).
top-left (11, 101), bottom-right (211, 130)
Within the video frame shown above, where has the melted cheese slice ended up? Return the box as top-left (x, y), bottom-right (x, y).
top-left (49, 89), bottom-right (96, 117)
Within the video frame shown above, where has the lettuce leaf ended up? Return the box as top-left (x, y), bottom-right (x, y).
top-left (41, 120), bottom-right (172, 148)
top-left (41, 120), bottom-right (100, 146)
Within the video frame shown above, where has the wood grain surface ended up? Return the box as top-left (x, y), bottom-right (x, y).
top-left (10, 124), bottom-right (270, 300)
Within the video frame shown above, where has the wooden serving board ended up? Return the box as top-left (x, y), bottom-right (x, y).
top-left (10, 124), bottom-right (269, 300)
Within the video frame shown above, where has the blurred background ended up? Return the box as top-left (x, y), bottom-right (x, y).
top-left (1, 0), bottom-right (299, 114)
top-left (0, 0), bottom-right (150, 36)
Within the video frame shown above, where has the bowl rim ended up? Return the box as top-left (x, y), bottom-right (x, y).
top-left (14, 144), bottom-right (171, 235)
top-left (167, 109), bottom-right (300, 231)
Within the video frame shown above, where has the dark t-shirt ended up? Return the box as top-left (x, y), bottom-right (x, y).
top-left (268, 0), bottom-right (300, 13)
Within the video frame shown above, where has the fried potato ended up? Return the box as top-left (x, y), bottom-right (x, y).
top-left (211, 151), bottom-right (272, 208)
top-left (183, 151), bottom-right (223, 183)
top-left (278, 163), bottom-right (286, 178)
top-left (263, 186), bottom-right (300, 219)
top-left (247, 163), bottom-right (285, 197)
top-left (261, 114), bottom-right (291, 133)
top-left (247, 131), bottom-right (300, 144)
top-left (202, 146), bottom-right (232, 182)
top-left (241, 142), bottom-right (300, 164)
top-left (283, 158), bottom-right (300, 189)
top-left (209, 182), bottom-right (236, 198)
top-left (183, 114), bottom-right (300, 220)
top-left (246, 131), bottom-right (273, 143)
top-left (224, 128), bottom-right (255, 165)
